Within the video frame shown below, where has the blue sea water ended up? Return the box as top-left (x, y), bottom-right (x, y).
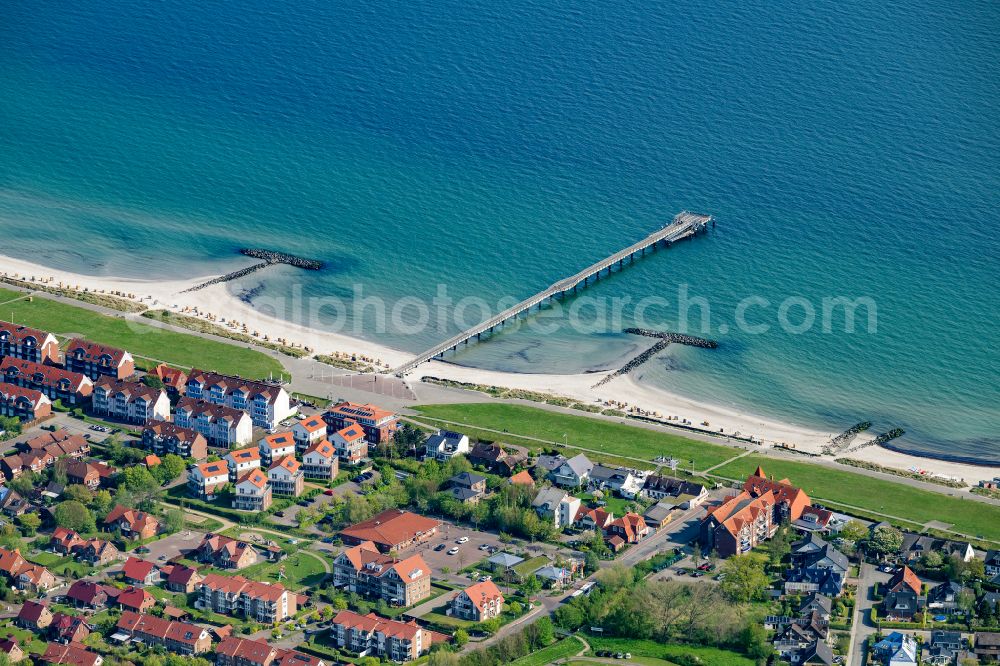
top-left (1, 1), bottom-right (998, 460)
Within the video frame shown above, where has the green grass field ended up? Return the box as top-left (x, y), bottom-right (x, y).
top-left (711, 455), bottom-right (1000, 542)
top-left (1, 289), bottom-right (284, 378)
top-left (413, 403), bottom-right (736, 470)
top-left (510, 636), bottom-right (585, 666)
top-left (585, 636), bottom-right (754, 666)
top-left (27, 550), bottom-right (101, 578)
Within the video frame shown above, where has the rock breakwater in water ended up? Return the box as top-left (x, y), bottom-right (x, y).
top-left (182, 249), bottom-right (323, 292)
top-left (592, 328), bottom-right (719, 388)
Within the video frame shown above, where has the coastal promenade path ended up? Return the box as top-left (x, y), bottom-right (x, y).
top-left (392, 211), bottom-right (712, 375)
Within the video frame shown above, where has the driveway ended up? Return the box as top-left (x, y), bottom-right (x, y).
top-left (138, 529), bottom-right (209, 564)
top-left (849, 561), bottom-right (891, 666)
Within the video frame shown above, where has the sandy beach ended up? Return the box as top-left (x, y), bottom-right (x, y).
top-left (3, 252), bottom-right (998, 484)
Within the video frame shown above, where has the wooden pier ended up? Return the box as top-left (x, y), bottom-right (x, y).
top-left (391, 211), bottom-right (712, 376)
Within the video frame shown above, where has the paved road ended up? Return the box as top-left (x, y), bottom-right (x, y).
top-left (849, 562), bottom-right (890, 666)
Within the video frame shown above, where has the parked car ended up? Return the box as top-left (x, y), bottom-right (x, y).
top-left (323, 489), bottom-right (334, 496)
top-left (275, 511), bottom-right (285, 517)
top-left (434, 543), bottom-right (447, 552)
top-left (479, 544), bottom-right (491, 551)
top-left (448, 547), bottom-right (460, 555)
top-left (456, 536), bottom-right (469, 544)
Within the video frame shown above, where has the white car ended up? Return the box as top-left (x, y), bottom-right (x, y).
top-left (448, 547), bottom-right (460, 555)
top-left (456, 537), bottom-right (469, 544)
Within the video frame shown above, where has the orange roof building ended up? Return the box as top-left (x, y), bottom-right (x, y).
top-left (339, 509), bottom-right (441, 553)
top-left (700, 490), bottom-right (778, 558)
top-left (743, 466), bottom-right (811, 522)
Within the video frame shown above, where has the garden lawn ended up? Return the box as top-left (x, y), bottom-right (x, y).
top-left (413, 403), bottom-right (734, 470)
top-left (0, 621), bottom-right (48, 653)
top-left (209, 551), bottom-right (327, 591)
top-left (711, 455), bottom-right (1000, 543)
top-left (3, 292), bottom-right (283, 378)
top-left (27, 550), bottom-right (100, 577)
top-left (510, 636), bottom-right (585, 666)
top-left (585, 636), bottom-right (754, 666)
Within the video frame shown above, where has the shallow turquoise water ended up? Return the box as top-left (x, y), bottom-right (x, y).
top-left (1, 1), bottom-right (998, 460)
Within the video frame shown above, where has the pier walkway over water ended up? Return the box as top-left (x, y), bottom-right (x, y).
top-left (391, 211), bottom-right (713, 376)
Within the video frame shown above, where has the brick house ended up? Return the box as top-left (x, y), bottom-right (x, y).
top-left (339, 509), bottom-right (441, 553)
top-left (0, 358), bottom-right (93, 406)
top-left (324, 401), bottom-right (399, 447)
top-left (103, 505), bottom-right (160, 541)
top-left (0, 321), bottom-right (59, 364)
top-left (333, 541), bottom-right (431, 607)
top-left (141, 422), bottom-right (208, 459)
top-left (194, 534), bottom-right (257, 570)
top-left (197, 574), bottom-right (296, 623)
top-left (0, 383), bottom-right (51, 421)
top-left (63, 338), bottom-right (134, 380)
top-left (115, 611), bottom-right (212, 654)
top-left (122, 558), bottom-right (160, 586)
top-left (329, 610), bottom-right (431, 662)
top-left (91, 377), bottom-right (170, 425)
top-left (16, 600), bottom-right (53, 630)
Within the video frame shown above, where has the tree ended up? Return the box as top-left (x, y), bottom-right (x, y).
top-left (0, 416), bottom-right (22, 441)
top-left (720, 555), bottom-right (771, 602)
top-left (142, 375), bottom-right (165, 390)
top-left (921, 551), bottom-right (944, 569)
top-left (740, 623), bottom-right (773, 660)
top-left (839, 520), bottom-right (868, 543)
top-left (868, 525), bottom-right (903, 558)
top-left (153, 455), bottom-right (186, 484)
top-left (54, 500), bottom-right (97, 533)
top-left (117, 465), bottom-right (163, 510)
top-left (16, 513), bottom-right (40, 536)
top-left (534, 616), bottom-right (554, 645)
top-left (428, 652), bottom-right (460, 666)
top-left (64, 484), bottom-right (95, 505)
top-left (453, 628), bottom-right (469, 647)
top-left (164, 509), bottom-right (186, 533)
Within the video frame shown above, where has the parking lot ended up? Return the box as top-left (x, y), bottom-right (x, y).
top-left (411, 521), bottom-right (503, 572)
top-left (11, 412), bottom-right (117, 447)
top-left (270, 481), bottom-right (361, 528)
top-left (133, 528), bottom-right (209, 565)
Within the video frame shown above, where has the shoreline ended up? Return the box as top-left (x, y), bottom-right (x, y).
top-left (2, 252), bottom-right (998, 484)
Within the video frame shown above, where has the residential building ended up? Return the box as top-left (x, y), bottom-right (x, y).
top-left (103, 505), bottom-right (160, 541)
top-left (292, 414), bottom-right (328, 453)
top-left (641, 475), bottom-right (709, 508)
top-left (189, 461), bottom-right (230, 499)
top-left (15, 563), bottom-right (56, 592)
top-left (794, 506), bottom-right (836, 533)
top-left (141, 422), bottom-right (208, 459)
top-left (16, 600), bottom-right (53, 630)
top-left (986, 550), bottom-right (1000, 578)
top-left (66, 460), bottom-right (114, 489)
top-left (324, 401), bottom-right (399, 446)
top-left (589, 464), bottom-right (644, 498)
top-left (469, 442), bottom-right (526, 475)
top-left (532, 487), bottom-right (581, 529)
top-left (75, 539), bottom-right (120, 566)
top-left (743, 466), bottom-right (812, 523)
top-left (225, 447), bottom-right (262, 481)
top-left (333, 541), bottom-right (432, 607)
top-left (114, 611), bottom-right (212, 654)
top-left (575, 506), bottom-right (614, 531)
top-left (882, 566), bottom-right (923, 621)
top-left (874, 633), bottom-right (918, 666)
top-left (50, 527), bottom-right (85, 555)
top-left (550, 453), bottom-right (593, 488)
top-left (425, 430), bottom-right (470, 461)
top-left (302, 439), bottom-right (338, 480)
top-left (41, 642), bottom-right (103, 666)
top-left (184, 370), bottom-right (293, 431)
top-left (329, 610), bottom-right (432, 662)
top-left (165, 565), bottom-right (204, 593)
top-left (330, 422), bottom-right (368, 465)
top-left (700, 490), bottom-right (777, 558)
top-left (790, 533), bottom-right (849, 576)
top-left (926, 630), bottom-right (964, 666)
top-left (0, 321), bottom-right (59, 363)
top-left (174, 398), bottom-right (253, 447)
top-left (258, 432), bottom-right (295, 466)
top-left (448, 471), bottom-right (487, 504)
top-left (268, 457), bottom-right (303, 497)
top-left (194, 534), bottom-right (257, 570)
top-left (339, 509), bottom-right (441, 553)
top-left (150, 364), bottom-right (188, 398)
top-left (642, 502), bottom-right (674, 530)
top-left (508, 470), bottom-right (535, 487)
top-left (451, 580), bottom-right (504, 622)
top-left (975, 632), bottom-right (1000, 662)
top-left (0, 638), bottom-right (24, 663)
top-left (535, 565), bottom-right (572, 588)
top-left (91, 377), bottom-right (169, 425)
top-left (122, 558), bottom-right (160, 586)
top-left (900, 533), bottom-right (975, 563)
top-left (0, 358), bottom-right (93, 405)
top-left (197, 574), bottom-right (296, 623)
top-left (605, 513), bottom-right (650, 548)
top-left (50, 612), bottom-right (91, 644)
top-left (927, 581), bottom-right (965, 611)
top-left (20, 429), bottom-right (89, 456)
top-left (233, 468), bottom-right (271, 511)
top-left (0, 383), bottom-right (51, 421)
top-left (64, 338), bottom-right (134, 380)
top-left (65, 580), bottom-right (110, 609)
top-left (215, 637), bottom-right (325, 666)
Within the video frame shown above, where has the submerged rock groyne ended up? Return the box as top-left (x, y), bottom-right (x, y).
top-left (182, 249), bottom-right (324, 293)
top-left (823, 421), bottom-right (873, 455)
top-left (592, 328), bottom-right (719, 388)
top-left (623, 328), bottom-right (718, 348)
top-left (239, 249), bottom-right (323, 270)
top-left (848, 427), bottom-right (905, 452)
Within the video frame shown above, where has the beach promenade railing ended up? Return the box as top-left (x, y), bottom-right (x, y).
top-left (391, 211), bottom-right (712, 376)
